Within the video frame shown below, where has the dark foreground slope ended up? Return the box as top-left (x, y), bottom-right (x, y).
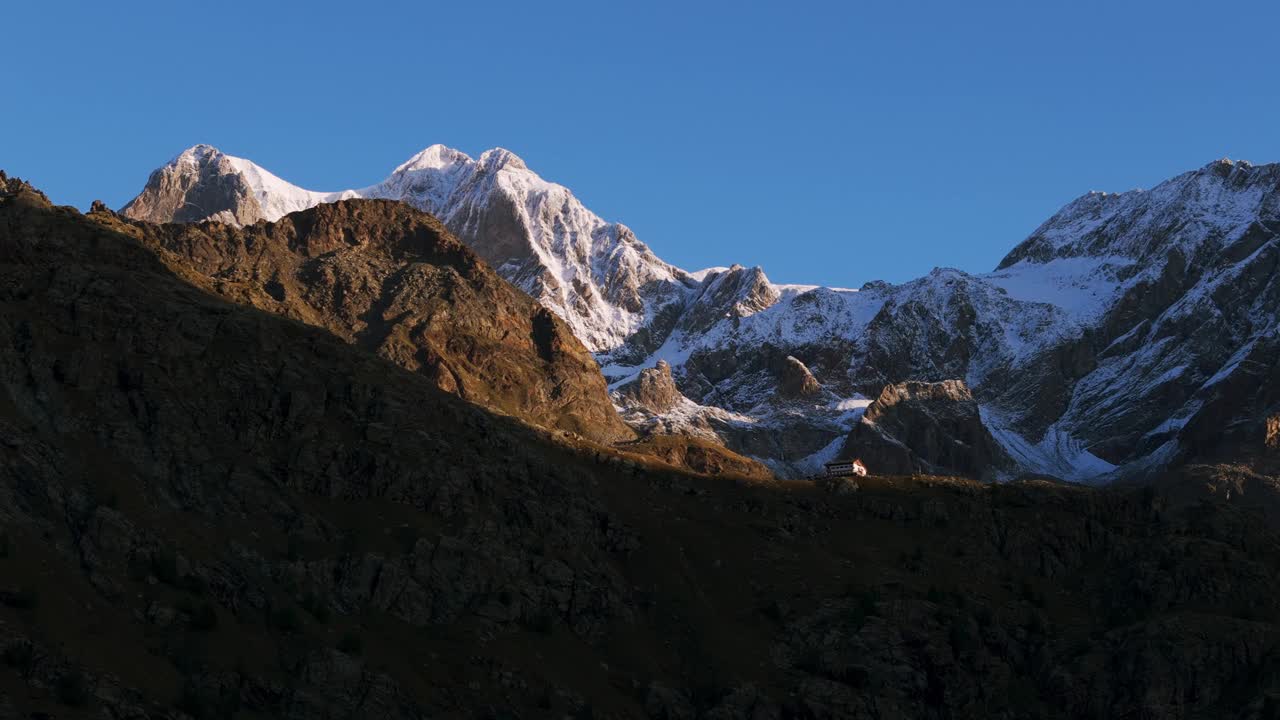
top-left (4, 175), bottom-right (1280, 719)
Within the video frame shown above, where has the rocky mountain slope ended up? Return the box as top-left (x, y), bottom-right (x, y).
top-left (122, 145), bottom-right (697, 353)
top-left (123, 149), bottom-right (1280, 483)
top-left (607, 160), bottom-right (1280, 481)
top-left (106, 196), bottom-right (633, 445)
top-left (8, 171), bottom-right (1280, 718)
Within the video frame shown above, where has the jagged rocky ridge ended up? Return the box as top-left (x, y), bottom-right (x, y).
top-left (124, 149), bottom-right (1280, 482)
top-left (104, 197), bottom-right (634, 445)
top-left (10, 171), bottom-right (1280, 718)
top-left (122, 144), bottom-right (695, 353)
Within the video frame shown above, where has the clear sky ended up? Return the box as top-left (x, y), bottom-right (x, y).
top-left (5, 1), bottom-right (1278, 286)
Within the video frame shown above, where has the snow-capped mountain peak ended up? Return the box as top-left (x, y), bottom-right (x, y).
top-left (477, 147), bottom-right (528, 171)
top-left (122, 148), bottom-right (1280, 483)
top-left (393, 143), bottom-right (473, 174)
top-left (122, 143), bottom-right (695, 352)
top-left (1000, 157), bottom-right (1279, 269)
top-left (173, 143), bottom-right (221, 165)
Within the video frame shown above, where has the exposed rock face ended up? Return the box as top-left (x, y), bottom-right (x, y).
top-left (121, 144), bottom-right (697, 353)
top-left (985, 160), bottom-right (1280, 469)
top-left (612, 361), bottom-right (776, 479)
top-left (668, 264), bottom-right (780, 340)
top-left (105, 198), bottom-right (633, 444)
top-left (7, 173), bottom-right (1280, 718)
top-left (119, 144), bottom-right (267, 225)
top-left (1269, 416), bottom-right (1280, 450)
top-left (615, 360), bottom-right (683, 414)
top-left (842, 380), bottom-right (1012, 478)
top-left (777, 355), bottom-right (821, 398)
top-left (1166, 331), bottom-right (1280, 468)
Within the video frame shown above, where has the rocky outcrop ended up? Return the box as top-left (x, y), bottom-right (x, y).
top-left (120, 144), bottom-right (266, 225)
top-left (619, 435), bottom-right (772, 481)
top-left (612, 361), bottom-right (775, 479)
top-left (777, 355), bottom-right (821, 398)
top-left (842, 380), bottom-right (1012, 478)
top-left (1163, 331), bottom-right (1280, 468)
top-left (615, 360), bottom-right (683, 413)
top-left (671, 264), bottom-right (779, 338)
top-left (104, 198), bottom-right (633, 445)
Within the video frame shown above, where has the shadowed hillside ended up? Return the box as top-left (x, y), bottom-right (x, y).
top-left (4, 173), bottom-right (1280, 719)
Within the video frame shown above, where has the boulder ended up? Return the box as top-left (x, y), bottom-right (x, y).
top-left (616, 360), bottom-right (683, 414)
top-left (777, 355), bottom-right (821, 398)
top-left (841, 379), bottom-right (1011, 478)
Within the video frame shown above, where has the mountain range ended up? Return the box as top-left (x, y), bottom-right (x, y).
top-left (7, 169), bottom-right (1280, 718)
top-left (121, 146), bottom-right (1280, 483)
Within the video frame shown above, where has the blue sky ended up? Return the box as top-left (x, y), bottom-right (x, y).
top-left (5, 1), bottom-right (1278, 286)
